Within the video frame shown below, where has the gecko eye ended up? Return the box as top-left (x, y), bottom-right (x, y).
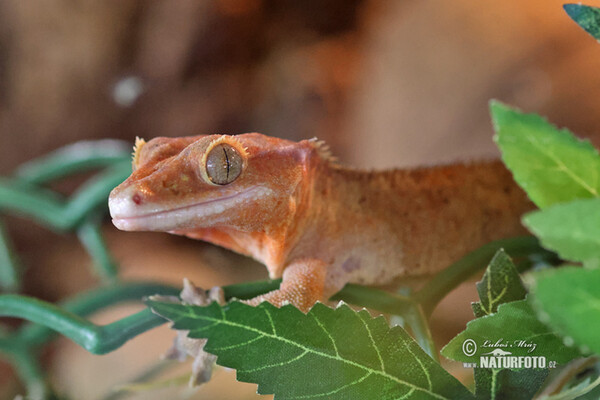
top-left (205, 143), bottom-right (243, 185)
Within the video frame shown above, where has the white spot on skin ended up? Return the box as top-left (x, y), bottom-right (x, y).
top-left (563, 336), bottom-right (575, 347)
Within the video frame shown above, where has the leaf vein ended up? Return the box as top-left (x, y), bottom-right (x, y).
top-left (358, 313), bottom-right (385, 372)
top-left (311, 313), bottom-right (339, 356)
top-left (238, 349), bottom-right (308, 374)
top-left (524, 134), bottom-right (598, 196)
top-left (210, 334), bottom-right (263, 352)
top-left (395, 387), bottom-right (415, 400)
top-left (263, 307), bottom-right (276, 336)
top-left (287, 371), bottom-right (373, 399)
top-left (403, 338), bottom-right (433, 391)
top-left (184, 312), bottom-right (450, 399)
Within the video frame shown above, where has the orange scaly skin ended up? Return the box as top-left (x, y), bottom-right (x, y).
top-left (108, 133), bottom-right (531, 312)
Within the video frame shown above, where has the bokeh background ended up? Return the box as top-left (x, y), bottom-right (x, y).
top-left (1, 0), bottom-right (600, 398)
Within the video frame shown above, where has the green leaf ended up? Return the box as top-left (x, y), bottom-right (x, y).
top-left (471, 302), bottom-right (486, 319)
top-left (523, 198), bottom-right (600, 263)
top-left (564, 4), bottom-right (600, 41)
top-left (148, 300), bottom-right (475, 400)
top-left (530, 267), bottom-right (600, 355)
top-left (490, 101), bottom-right (600, 208)
top-left (473, 368), bottom-right (548, 400)
top-left (548, 374), bottom-right (600, 400)
top-left (468, 250), bottom-right (547, 399)
top-left (441, 300), bottom-right (580, 365)
top-left (472, 250), bottom-right (527, 317)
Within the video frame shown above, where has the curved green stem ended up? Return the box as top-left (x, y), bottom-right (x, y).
top-left (101, 360), bottom-right (177, 400)
top-left (0, 161), bottom-right (131, 232)
top-left (413, 236), bottom-right (549, 316)
top-left (16, 282), bottom-right (180, 347)
top-left (222, 279), bottom-right (281, 300)
top-left (0, 283), bottom-right (178, 400)
top-left (0, 218), bottom-right (21, 292)
top-left (15, 140), bottom-right (130, 184)
top-left (0, 294), bottom-right (166, 354)
top-left (331, 284), bottom-right (415, 315)
top-left (405, 304), bottom-right (438, 361)
top-left (77, 214), bottom-right (119, 283)
top-left (0, 341), bottom-right (47, 399)
top-left (0, 179), bottom-right (66, 228)
top-left (63, 161), bottom-right (131, 228)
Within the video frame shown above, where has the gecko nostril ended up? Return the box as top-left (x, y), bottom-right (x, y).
top-left (132, 193), bottom-right (143, 205)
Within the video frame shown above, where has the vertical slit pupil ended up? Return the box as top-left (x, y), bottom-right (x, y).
top-left (223, 146), bottom-right (230, 180)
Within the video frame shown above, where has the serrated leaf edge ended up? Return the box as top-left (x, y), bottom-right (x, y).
top-left (150, 301), bottom-right (460, 400)
top-left (441, 300), bottom-right (575, 363)
top-left (529, 268), bottom-right (597, 356)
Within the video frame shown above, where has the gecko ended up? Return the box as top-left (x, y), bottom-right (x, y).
top-left (108, 133), bottom-right (531, 312)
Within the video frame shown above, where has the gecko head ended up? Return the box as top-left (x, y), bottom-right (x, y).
top-left (108, 133), bottom-right (319, 234)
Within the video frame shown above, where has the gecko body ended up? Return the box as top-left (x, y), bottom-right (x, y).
top-left (108, 133), bottom-right (530, 311)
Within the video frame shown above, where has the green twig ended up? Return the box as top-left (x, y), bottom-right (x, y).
top-left (101, 360), bottom-right (178, 400)
top-left (222, 279), bottom-right (281, 300)
top-left (77, 214), bottom-right (119, 283)
top-left (63, 161), bottom-right (131, 228)
top-left (0, 294), bottom-right (165, 354)
top-left (15, 282), bottom-right (180, 348)
top-left (405, 304), bottom-right (438, 361)
top-left (0, 283), bottom-right (178, 400)
top-left (15, 140), bottom-right (130, 185)
top-left (0, 218), bottom-right (21, 292)
top-left (331, 284), bottom-right (415, 315)
top-left (0, 179), bottom-right (66, 228)
top-left (0, 161), bottom-right (131, 232)
top-left (413, 236), bottom-right (549, 316)
top-left (0, 340), bottom-right (47, 399)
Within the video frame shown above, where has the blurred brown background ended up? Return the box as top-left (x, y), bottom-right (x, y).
top-left (1, 0), bottom-right (600, 398)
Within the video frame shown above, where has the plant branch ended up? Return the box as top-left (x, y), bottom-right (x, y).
top-left (413, 236), bottom-right (550, 316)
top-left (0, 294), bottom-right (164, 354)
top-left (0, 161), bottom-right (131, 232)
top-left (15, 139), bottom-right (130, 184)
top-left (77, 213), bottom-right (119, 282)
top-left (0, 340), bottom-right (47, 399)
top-left (0, 282), bottom-right (179, 353)
top-left (0, 218), bottom-right (21, 292)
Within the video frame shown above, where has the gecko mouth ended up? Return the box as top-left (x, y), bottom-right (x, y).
top-left (110, 186), bottom-right (270, 231)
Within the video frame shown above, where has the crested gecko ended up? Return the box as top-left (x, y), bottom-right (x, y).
top-left (108, 133), bottom-right (531, 311)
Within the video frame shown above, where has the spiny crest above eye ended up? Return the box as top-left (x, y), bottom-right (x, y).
top-left (205, 135), bottom-right (249, 158)
top-left (308, 137), bottom-right (338, 164)
top-left (132, 137), bottom-right (146, 169)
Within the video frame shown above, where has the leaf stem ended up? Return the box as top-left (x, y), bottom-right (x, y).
top-left (405, 304), bottom-right (439, 361)
top-left (222, 279), bottom-right (281, 300)
top-left (0, 295), bottom-right (163, 354)
top-left (413, 236), bottom-right (548, 315)
top-left (14, 139), bottom-right (130, 184)
top-left (0, 161), bottom-right (131, 232)
top-left (1, 282), bottom-right (179, 351)
top-left (331, 284), bottom-right (415, 315)
top-left (0, 218), bottom-right (21, 292)
top-left (0, 340), bottom-right (48, 399)
top-left (77, 214), bottom-right (119, 283)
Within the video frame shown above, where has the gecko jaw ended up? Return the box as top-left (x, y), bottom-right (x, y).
top-left (110, 186), bottom-right (271, 231)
